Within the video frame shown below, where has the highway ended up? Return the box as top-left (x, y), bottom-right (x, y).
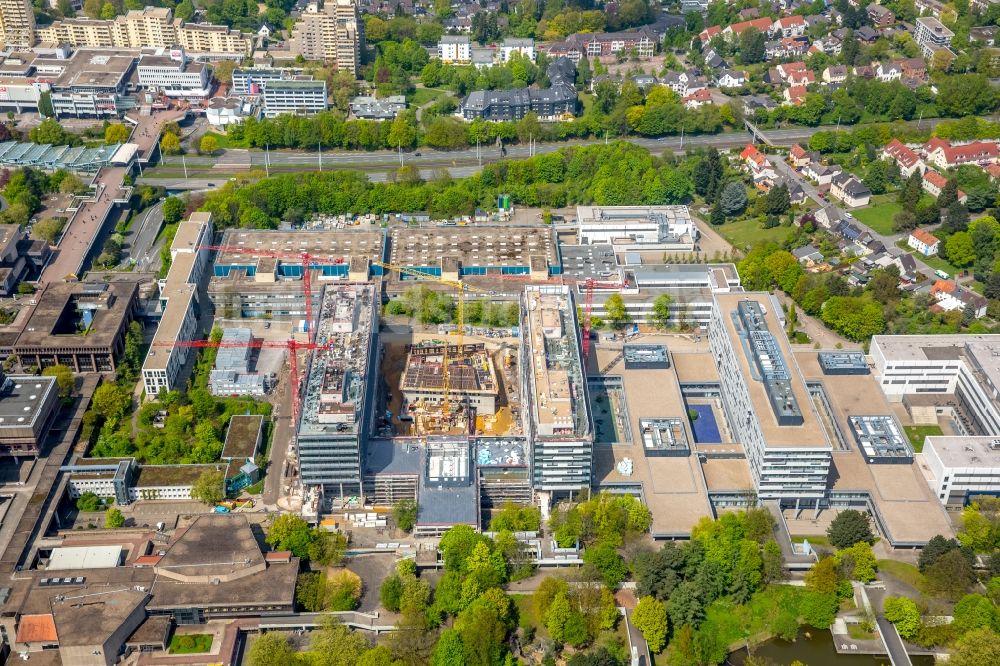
top-left (136, 118), bottom-right (954, 190)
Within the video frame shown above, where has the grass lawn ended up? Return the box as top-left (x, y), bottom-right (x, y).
top-left (903, 424), bottom-right (943, 453)
top-left (512, 593), bottom-right (543, 636)
top-left (717, 217), bottom-right (794, 251)
top-left (409, 88), bottom-right (447, 106)
top-left (847, 623), bottom-right (877, 640)
top-left (853, 197), bottom-right (902, 235)
top-left (877, 559), bottom-right (925, 591)
top-left (894, 240), bottom-right (961, 277)
top-left (791, 535), bottom-right (831, 547)
top-left (169, 634), bottom-right (213, 654)
top-left (198, 132), bottom-right (239, 150)
top-left (244, 479), bottom-right (264, 495)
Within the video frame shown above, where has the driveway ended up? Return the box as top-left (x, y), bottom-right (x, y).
top-left (122, 199), bottom-right (165, 270)
top-left (866, 586), bottom-right (914, 666)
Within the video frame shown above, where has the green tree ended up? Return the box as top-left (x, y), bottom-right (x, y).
top-left (393, 498), bottom-right (418, 532)
top-left (266, 514), bottom-right (315, 558)
top-left (190, 469), bottom-right (225, 505)
top-left (380, 575), bottom-right (403, 612)
top-left (950, 627), bottom-right (1000, 666)
top-left (311, 620), bottom-right (371, 666)
top-left (947, 231), bottom-right (976, 268)
top-left (308, 531), bottom-right (347, 566)
top-left (805, 556), bottom-right (841, 594)
top-left (32, 217), bottom-right (65, 244)
top-left (883, 596), bottom-right (920, 639)
top-left (100, 1), bottom-right (116, 19)
top-left (953, 594), bottom-right (997, 633)
top-left (162, 196), bottom-right (186, 224)
top-left (632, 596), bottom-right (669, 652)
top-left (826, 509), bottom-right (875, 548)
top-left (104, 123), bottom-right (129, 145)
top-left (75, 491), bottom-right (103, 512)
top-left (104, 507), bottom-right (125, 528)
top-left (546, 591), bottom-right (572, 641)
top-left (58, 173), bottom-right (84, 194)
top-left (248, 632), bottom-right (301, 666)
top-left (174, 0), bottom-right (195, 21)
top-left (650, 293), bottom-right (672, 330)
top-left (837, 541), bottom-right (877, 582)
top-left (719, 181), bottom-right (748, 216)
top-left (924, 548), bottom-right (976, 599)
top-left (38, 92), bottom-right (53, 118)
top-left (199, 135), bottom-right (219, 155)
top-left (583, 541), bottom-right (627, 587)
top-left (92, 382), bottom-right (132, 425)
top-left (605, 293), bottom-right (631, 329)
top-left (42, 364), bottom-right (74, 404)
top-left (920, 534), bottom-right (962, 572)
top-left (160, 132), bottom-right (182, 155)
top-left (431, 629), bottom-right (465, 666)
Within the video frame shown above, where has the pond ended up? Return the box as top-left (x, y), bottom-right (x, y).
top-left (727, 628), bottom-right (936, 666)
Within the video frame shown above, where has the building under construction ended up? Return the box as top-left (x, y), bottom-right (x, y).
top-left (297, 283), bottom-right (379, 501)
top-left (399, 341), bottom-right (501, 435)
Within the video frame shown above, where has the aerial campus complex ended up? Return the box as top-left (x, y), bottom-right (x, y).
top-left (6, 199), bottom-right (1000, 662)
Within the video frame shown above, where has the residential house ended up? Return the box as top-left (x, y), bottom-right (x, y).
top-left (716, 69), bottom-right (746, 88)
top-left (815, 205), bottom-right (844, 229)
top-left (892, 251), bottom-right (919, 281)
top-left (766, 37), bottom-right (810, 59)
top-left (915, 0), bottom-right (946, 18)
top-left (899, 57), bottom-right (927, 82)
top-left (740, 144), bottom-right (777, 181)
top-left (723, 17), bottom-right (773, 41)
top-left (881, 138), bottom-right (924, 177)
top-left (922, 169), bottom-right (949, 198)
top-left (987, 163), bottom-right (1000, 181)
top-left (784, 179), bottom-right (807, 204)
top-left (875, 61), bottom-right (902, 82)
top-left (803, 160), bottom-right (843, 185)
top-left (683, 88), bottom-right (713, 108)
top-left (822, 65), bottom-right (848, 84)
top-left (853, 64), bottom-right (876, 79)
top-left (438, 35), bottom-right (472, 63)
top-left (789, 143), bottom-right (811, 168)
top-left (738, 8), bottom-right (760, 19)
top-left (703, 49), bottom-right (726, 69)
top-left (743, 94), bottom-right (778, 115)
top-left (830, 172), bottom-right (872, 207)
top-left (908, 228), bottom-right (941, 256)
top-left (926, 140), bottom-right (999, 169)
top-left (867, 3), bottom-right (895, 28)
top-left (548, 28), bottom-right (659, 62)
top-left (855, 26), bottom-right (879, 43)
top-left (772, 15), bottom-right (807, 37)
top-left (792, 244), bottom-right (824, 264)
top-left (776, 62), bottom-right (815, 85)
top-left (499, 37), bottom-right (535, 62)
top-left (698, 25), bottom-right (722, 45)
top-left (811, 36), bottom-right (842, 56)
top-left (783, 85), bottom-right (808, 105)
top-left (931, 280), bottom-right (988, 318)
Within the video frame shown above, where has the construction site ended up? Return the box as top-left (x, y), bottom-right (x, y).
top-left (381, 333), bottom-right (522, 438)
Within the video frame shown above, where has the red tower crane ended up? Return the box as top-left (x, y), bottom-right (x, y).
top-left (198, 245), bottom-right (346, 343)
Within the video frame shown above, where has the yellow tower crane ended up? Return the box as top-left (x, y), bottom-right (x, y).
top-left (373, 261), bottom-right (489, 416)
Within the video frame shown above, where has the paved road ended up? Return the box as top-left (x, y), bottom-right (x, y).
top-left (263, 368), bottom-right (296, 508)
top-left (867, 586), bottom-right (914, 666)
top-left (121, 199), bottom-right (164, 270)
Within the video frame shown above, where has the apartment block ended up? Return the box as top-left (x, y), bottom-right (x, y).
top-left (0, 0), bottom-right (35, 48)
top-left (289, 0), bottom-right (363, 76)
top-left (36, 8), bottom-right (253, 57)
top-left (914, 16), bottom-right (954, 57)
top-left (260, 78), bottom-right (327, 117)
top-left (438, 35), bottom-right (471, 63)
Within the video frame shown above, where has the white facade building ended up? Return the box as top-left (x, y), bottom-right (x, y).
top-left (924, 436), bottom-right (1000, 503)
top-left (499, 38), bottom-right (536, 62)
top-left (261, 78), bottom-right (327, 117)
top-left (136, 50), bottom-right (211, 99)
top-left (438, 35), bottom-right (471, 63)
top-left (576, 205), bottom-right (698, 248)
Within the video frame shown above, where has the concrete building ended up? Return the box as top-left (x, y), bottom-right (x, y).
top-left (499, 37), bottom-right (536, 62)
top-left (914, 16), bottom-right (954, 56)
top-left (141, 213), bottom-right (213, 397)
top-left (923, 436), bottom-right (1000, 503)
top-left (349, 94), bottom-right (405, 119)
top-left (136, 50), bottom-right (211, 99)
top-left (709, 294), bottom-right (832, 501)
top-left (521, 285), bottom-right (593, 498)
top-left (261, 78), bottom-right (327, 117)
top-left (297, 283), bottom-right (379, 500)
top-left (40, 50), bottom-right (137, 118)
top-left (438, 35), bottom-right (471, 63)
top-left (10, 279), bottom-right (140, 373)
top-left (0, 0), bottom-right (34, 47)
top-left (36, 8), bottom-right (253, 57)
top-left (0, 373), bottom-right (58, 458)
top-left (459, 57), bottom-right (576, 121)
top-left (289, 0), bottom-right (363, 76)
top-left (208, 327), bottom-right (268, 397)
top-left (207, 228), bottom-right (381, 321)
top-left (576, 205), bottom-right (699, 250)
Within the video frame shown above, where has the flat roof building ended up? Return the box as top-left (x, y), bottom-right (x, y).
top-left (141, 213), bottom-right (213, 397)
top-left (576, 205), bottom-right (699, 250)
top-left (710, 293), bottom-right (831, 500)
top-left (297, 283), bottom-right (379, 499)
top-left (924, 436), bottom-right (1000, 503)
top-left (11, 279), bottom-right (139, 374)
top-left (400, 341), bottom-right (500, 416)
top-left (521, 285), bottom-right (593, 497)
top-left (207, 228), bottom-right (381, 321)
top-left (0, 373), bottom-right (59, 458)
